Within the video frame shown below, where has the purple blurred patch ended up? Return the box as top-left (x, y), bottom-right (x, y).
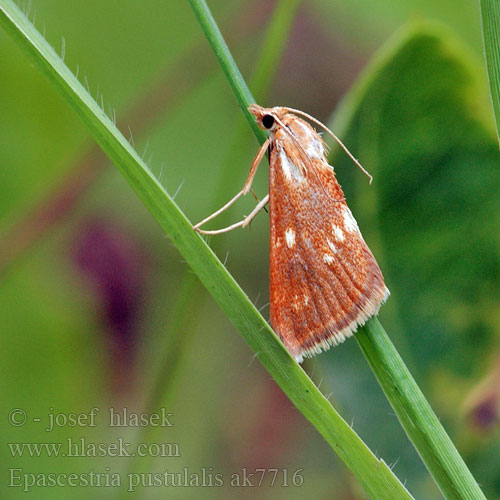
top-left (72, 217), bottom-right (150, 394)
top-left (469, 393), bottom-right (499, 431)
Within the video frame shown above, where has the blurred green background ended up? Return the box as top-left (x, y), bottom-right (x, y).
top-left (1, 0), bottom-right (499, 499)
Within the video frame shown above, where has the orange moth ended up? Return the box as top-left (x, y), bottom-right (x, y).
top-left (194, 105), bottom-right (389, 363)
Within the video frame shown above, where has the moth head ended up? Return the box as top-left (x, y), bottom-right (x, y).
top-left (248, 104), bottom-right (284, 133)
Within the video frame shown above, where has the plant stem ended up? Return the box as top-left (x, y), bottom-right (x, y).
top-left (356, 318), bottom-right (487, 500)
top-left (188, 0), bottom-right (266, 143)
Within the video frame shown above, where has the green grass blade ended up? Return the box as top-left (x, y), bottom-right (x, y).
top-left (357, 319), bottom-right (487, 500)
top-left (0, 0), bottom-right (414, 498)
top-left (188, 0), bottom-right (266, 143)
top-left (123, 4), bottom-right (302, 495)
top-left (480, 0), bottom-right (500, 144)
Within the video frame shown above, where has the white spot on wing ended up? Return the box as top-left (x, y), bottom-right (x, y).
top-left (307, 140), bottom-right (324, 159)
top-left (285, 228), bottom-right (296, 248)
top-left (323, 254), bottom-right (335, 264)
top-left (323, 240), bottom-right (338, 264)
top-left (333, 225), bottom-right (345, 242)
top-left (343, 207), bottom-right (360, 234)
top-left (298, 121), bottom-right (314, 139)
top-left (298, 121), bottom-right (324, 159)
top-left (327, 239), bottom-right (338, 253)
top-left (279, 148), bottom-right (303, 182)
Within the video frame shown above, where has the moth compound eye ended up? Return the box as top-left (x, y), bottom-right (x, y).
top-left (262, 114), bottom-right (275, 129)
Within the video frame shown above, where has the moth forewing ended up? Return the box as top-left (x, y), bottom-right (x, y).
top-left (265, 109), bottom-right (389, 362)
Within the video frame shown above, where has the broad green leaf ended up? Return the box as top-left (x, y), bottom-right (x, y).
top-left (330, 22), bottom-right (498, 499)
top-left (333, 23), bottom-right (499, 376)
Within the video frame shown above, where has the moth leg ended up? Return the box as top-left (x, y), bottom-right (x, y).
top-left (250, 188), bottom-right (268, 213)
top-left (193, 137), bottom-right (270, 232)
top-left (242, 137), bottom-right (270, 194)
top-left (241, 193), bottom-right (270, 228)
top-left (196, 194), bottom-right (269, 235)
top-left (193, 190), bottom-right (244, 231)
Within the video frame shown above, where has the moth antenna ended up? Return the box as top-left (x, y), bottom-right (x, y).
top-left (282, 107), bottom-right (373, 183)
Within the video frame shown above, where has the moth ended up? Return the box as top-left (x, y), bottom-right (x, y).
top-left (194, 105), bottom-right (389, 363)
